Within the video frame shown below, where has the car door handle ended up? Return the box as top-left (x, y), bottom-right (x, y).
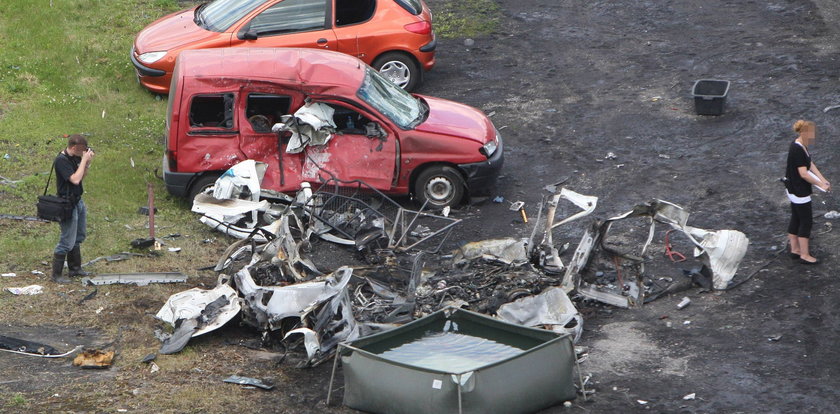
top-left (316, 38), bottom-right (328, 48)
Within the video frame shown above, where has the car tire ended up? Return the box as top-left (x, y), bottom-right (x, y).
top-left (414, 165), bottom-right (466, 208)
top-left (187, 173), bottom-right (221, 203)
top-left (373, 52), bottom-right (420, 91)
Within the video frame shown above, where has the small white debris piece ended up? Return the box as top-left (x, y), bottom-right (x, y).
top-left (432, 379), bottom-right (442, 389)
top-left (442, 206), bottom-right (450, 217)
top-left (637, 400), bottom-right (648, 405)
top-left (605, 152), bottom-right (617, 160)
top-left (683, 393), bottom-right (696, 400)
top-left (130, 157), bottom-right (135, 168)
top-left (1, 272), bottom-right (16, 277)
top-left (31, 270), bottom-right (45, 276)
top-left (117, 409), bottom-right (127, 413)
top-left (95, 307), bottom-right (104, 314)
top-left (683, 320), bottom-right (691, 325)
top-left (150, 362), bottom-right (160, 374)
top-left (102, 110), bottom-right (106, 118)
top-left (4, 285), bottom-right (43, 295)
top-left (825, 210), bottom-right (840, 219)
top-left (658, 154), bottom-right (671, 159)
top-left (768, 334), bottom-right (783, 342)
top-left (563, 401), bottom-right (573, 408)
top-left (677, 297), bottom-right (691, 309)
top-left (168, 247), bottom-right (182, 253)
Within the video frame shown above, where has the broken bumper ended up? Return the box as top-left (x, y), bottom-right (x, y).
top-left (458, 133), bottom-right (504, 196)
top-left (162, 154), bottom-right (196, 198)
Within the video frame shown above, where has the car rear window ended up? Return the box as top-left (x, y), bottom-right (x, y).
top-left (393, 0), bottom-right (422, 15)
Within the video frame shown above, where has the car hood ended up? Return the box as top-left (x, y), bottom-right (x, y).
top-left (135, 8), bottom-right (220, 53)
top-left (414, 96), bottom-right (493, 144)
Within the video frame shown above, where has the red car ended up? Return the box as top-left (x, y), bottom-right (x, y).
top-left (162, 48), bottom-right (503, 208)
top-left (132, 0), bottom-right (435, 94)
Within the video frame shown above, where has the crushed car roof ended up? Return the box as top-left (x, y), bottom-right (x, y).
top-left (177, 47), bottom-right (367, 91)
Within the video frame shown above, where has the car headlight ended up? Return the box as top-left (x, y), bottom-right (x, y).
top-left (138, 51), bottom-right (167, 64)
top-left (480, 131), bottom-right (500, 158)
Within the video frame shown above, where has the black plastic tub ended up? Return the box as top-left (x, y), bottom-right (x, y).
top-left (335, 307), bottom-right (576, 414)
top-left (692, 79), bottom-right (730, 115)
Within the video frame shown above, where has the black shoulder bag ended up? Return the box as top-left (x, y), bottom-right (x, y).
top-left (36, 154), bottom-right (75, 222)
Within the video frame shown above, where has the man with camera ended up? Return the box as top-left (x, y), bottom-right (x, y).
top-left (51, 134), bottom-right (95, 283)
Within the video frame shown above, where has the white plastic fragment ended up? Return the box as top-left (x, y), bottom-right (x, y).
top-left (683, 320), bottom-right (691, 325)
top-left (637, 400), bottom-right (648, 405)
top-left (825, 210), bottom-right (840, 219)
top-left (677, 297), bottom-right (691, 309)
top-left (1, 272), bottom-right (16, 277)
top-left (4, 285), bottom-right (43, 295)
top-left (683, 393), bottom-right (696, 400)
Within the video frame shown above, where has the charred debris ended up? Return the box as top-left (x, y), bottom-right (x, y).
top-left (155, 161), bottom-right (749, 365)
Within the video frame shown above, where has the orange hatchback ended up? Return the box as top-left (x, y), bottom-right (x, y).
top-left (131, 0), bottom-right (435, 94)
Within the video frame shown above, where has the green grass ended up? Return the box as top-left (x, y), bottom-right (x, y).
top-left (0, 0), bottom-right (186, 270)
top-left (429, 0), bottom-right (502, 39)
top-left (6, 393), bottom-right (27, 407)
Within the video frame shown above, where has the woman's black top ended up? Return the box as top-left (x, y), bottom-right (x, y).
top-left (785, 140), bottom-right (812, 197)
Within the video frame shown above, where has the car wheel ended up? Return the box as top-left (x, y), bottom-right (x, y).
top-left (187, 173), bottom-right (220, 203)
top-left (414, 166), bottom-right (466, 208)
top-left (373, 52), bottom-right (420, 91)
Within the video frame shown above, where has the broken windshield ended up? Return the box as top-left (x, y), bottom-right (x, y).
top-left (198, 0), bottom-right (265, 32)
top-left (357, 68), bottom-right (425, 130)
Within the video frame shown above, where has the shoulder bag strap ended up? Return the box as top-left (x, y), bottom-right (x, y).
top-left (42, 152), bottom-right (64, 196)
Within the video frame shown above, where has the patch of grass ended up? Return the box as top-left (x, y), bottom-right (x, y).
top-left (6, 393), bottom-right (27, 407)
top-left (429, 0), bottom-right (502, 39)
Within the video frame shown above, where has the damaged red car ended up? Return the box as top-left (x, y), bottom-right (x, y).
top-left (162, 48), bottom-right (503, 208)
top-left (132, 0), bottom-right (435, 93)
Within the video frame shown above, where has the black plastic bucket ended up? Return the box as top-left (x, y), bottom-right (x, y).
top-left (692, 79), bottom-right (730, 116)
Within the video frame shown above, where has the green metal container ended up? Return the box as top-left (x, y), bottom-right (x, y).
top-left (338, 307), bottom-right (576, 414)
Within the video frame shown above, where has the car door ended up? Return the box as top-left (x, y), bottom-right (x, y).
top-left (331, 0), bottom-right (377, 60)
top-left (231, 0), bottom-right (337, 52)
top-left (237, 90), bottom-right (306, 193)
top-left (300, 99), bottom-right (397, 190)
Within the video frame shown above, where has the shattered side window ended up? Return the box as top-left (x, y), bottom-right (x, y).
top-left (189, 93), bottom-right (235, 129)
top-left (328, 104), bottom-right (373, 135)
top-left (246, 94), bottom-right (291, 133)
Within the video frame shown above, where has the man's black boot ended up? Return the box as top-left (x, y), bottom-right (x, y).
top-left (52, 253), bottom-right (71, 284)
top-left (68, 246), bottom-right (91, 277)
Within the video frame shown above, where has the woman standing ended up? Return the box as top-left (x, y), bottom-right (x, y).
top-left (785, 120), bottom-right (830, 264)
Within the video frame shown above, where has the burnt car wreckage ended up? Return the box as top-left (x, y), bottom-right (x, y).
top-left (153, 162), bottom-right (749, 407)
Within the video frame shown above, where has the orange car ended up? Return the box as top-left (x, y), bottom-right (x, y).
top-left (131, 0), bottom-right (435, 94)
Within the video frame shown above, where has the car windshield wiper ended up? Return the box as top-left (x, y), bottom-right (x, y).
top-left (194, 2), bottom-right (208, 28)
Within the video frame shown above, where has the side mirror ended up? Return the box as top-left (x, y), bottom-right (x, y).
top-left (238, 29), bottom-right (258, 40)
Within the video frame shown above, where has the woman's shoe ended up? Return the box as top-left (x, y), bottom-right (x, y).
top-left (799, 257), bottom-right (821, 265)
top-left (789, 253), bottom-right (800, 260)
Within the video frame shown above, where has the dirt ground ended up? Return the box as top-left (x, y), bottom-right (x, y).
top-left (4, 0), bottom-right (840, 412)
